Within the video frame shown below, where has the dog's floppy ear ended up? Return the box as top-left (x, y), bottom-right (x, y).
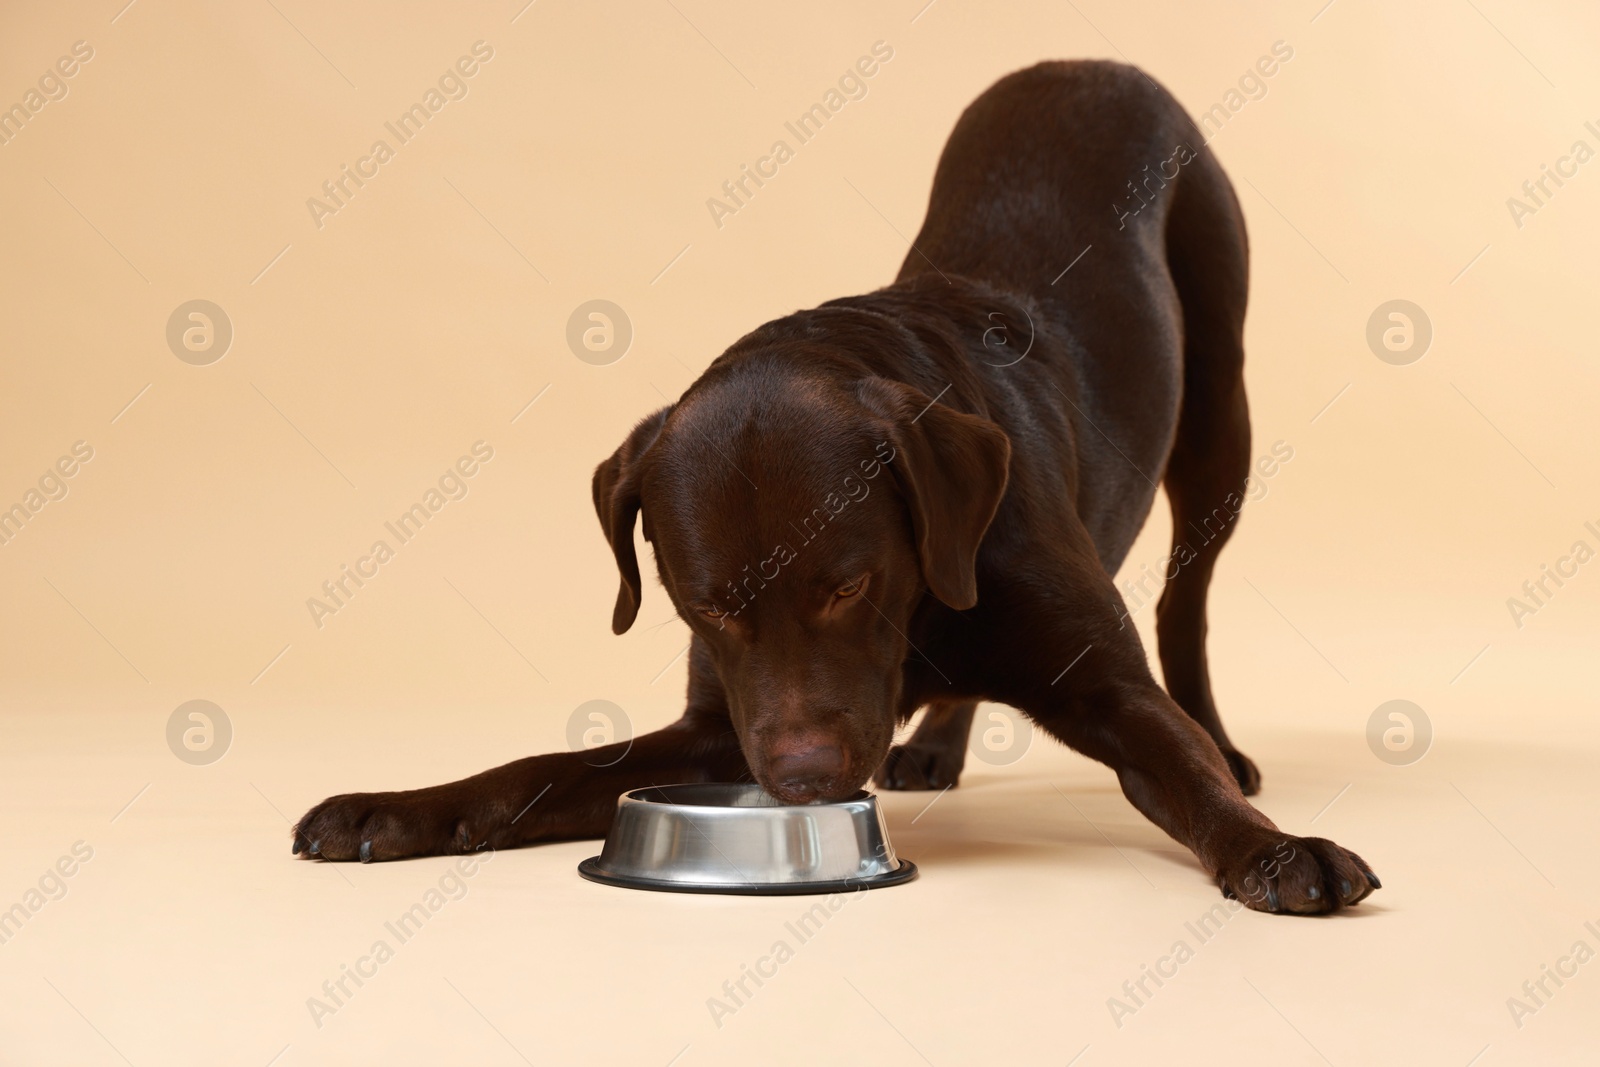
top-left (592, 407), bottom-right (670, 634)
top-left (857, 377), bottom-right (1011, 610)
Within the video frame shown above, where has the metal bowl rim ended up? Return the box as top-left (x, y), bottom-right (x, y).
top-left (616, 783), bottom-right (877, 814)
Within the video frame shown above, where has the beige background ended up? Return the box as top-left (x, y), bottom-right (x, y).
top-left (2, 0), bottom-right (1598, 1063)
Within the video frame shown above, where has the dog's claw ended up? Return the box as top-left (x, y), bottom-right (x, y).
top-left (359, 840), bottom-right (373, 863)
top-left (309, 839), bottom-right (321, 857)
top-left (1365, 870), bottom-right (1382, 889)
top-left (292, 836), bottom-right (304, 855)
top-left (1305, 884), bottom-right (1320, 900)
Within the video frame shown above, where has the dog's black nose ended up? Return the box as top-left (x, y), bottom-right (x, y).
top-left (767, 743), bottom-right (845, 803)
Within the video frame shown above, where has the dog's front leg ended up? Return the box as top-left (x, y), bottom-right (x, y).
top-left (1048, 677), bottom-right (1378, 912)
top-left (294, 643), bottom-right (745, 862)
top-left (985, 561), bottom-right (1380, 914)
top-left (291, 708), bottom-right (746, 862)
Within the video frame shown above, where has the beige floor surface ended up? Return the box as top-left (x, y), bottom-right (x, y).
top-left (3, 681), bottom-right (1599, 1066)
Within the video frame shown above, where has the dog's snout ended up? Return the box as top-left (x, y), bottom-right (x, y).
top-left (766, 739), bottom-right (846, 804)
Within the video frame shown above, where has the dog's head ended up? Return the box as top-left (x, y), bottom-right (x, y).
top-left (593, 361), bottom-right (1010, 803)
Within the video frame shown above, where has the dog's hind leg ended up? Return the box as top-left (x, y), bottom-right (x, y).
top-left (874, 700), bottom-right (977, 791)
top-left (1152, 143), bottom-right (1260, 795)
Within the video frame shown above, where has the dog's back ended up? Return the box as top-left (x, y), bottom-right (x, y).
top-left (899, 60), bottom-right (1251, 572)
top-left (904, 60), bottom-right (1194, 295)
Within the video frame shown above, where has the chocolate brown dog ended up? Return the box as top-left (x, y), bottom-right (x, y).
top-left (295, 60), bottom-right (1379, 914)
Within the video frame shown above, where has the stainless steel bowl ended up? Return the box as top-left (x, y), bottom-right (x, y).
top-left (578, 783), bottom-right (917, 895)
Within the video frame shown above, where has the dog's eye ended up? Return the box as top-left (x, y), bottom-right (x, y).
top-left (834, 577), bottom-right (868, 599)
top-left (698, 606), bottom-right (727, 620)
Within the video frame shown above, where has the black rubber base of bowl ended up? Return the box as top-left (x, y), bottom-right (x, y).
top-left (577, 857), bottom-right (918, 896)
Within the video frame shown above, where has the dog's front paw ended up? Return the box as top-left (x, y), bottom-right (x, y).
top-left (874, 742), bottom-right (964, 791)
top-left (1217, 834), bottom-right (1379, 915)
top-left (293, 789), bottom-right (480, 862)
